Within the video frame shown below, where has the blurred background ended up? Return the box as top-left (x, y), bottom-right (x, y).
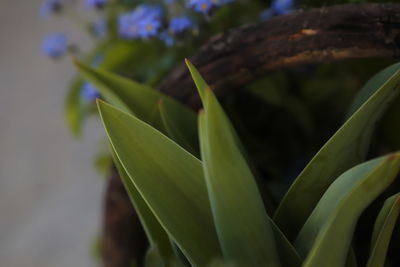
top-left (0, 1), bottom-right (105, 266)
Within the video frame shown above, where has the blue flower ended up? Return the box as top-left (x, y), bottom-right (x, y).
top-left (81, 82), bottom-right (101, 101)
top-left (169, 16), bottom-right (194, 35)
top-left (118, 5), bottom-right (163, 39)
top-left (187, 0), bottom-right (214, 14)
top-left (159, 32), bottom-right (175, 47)
top-left (42, 33), bottom-right (68, 58)
top-left (40, 0), bottom-right (63, 17)
top-left (94, 18), bottom-right (107, 38)
top-left (271, 0), bottom-right (294, 15)
top-left (85, 0), bottom-right (107, 8)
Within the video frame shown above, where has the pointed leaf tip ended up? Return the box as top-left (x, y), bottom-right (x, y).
top-left (185, 60), bottom-right (208, 103)
top-left (96, 98), bottom-right (105, 108)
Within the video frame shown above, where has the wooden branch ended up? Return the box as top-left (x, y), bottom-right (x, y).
top-left (157, 3), bottom-right (400, 108)
top-left (102, 166), bottom-right (148, 267)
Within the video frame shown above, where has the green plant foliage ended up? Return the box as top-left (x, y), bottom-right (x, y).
top-left (75, 60), bottom-right (198, 154)
top-left (347, 62), bottom-right (400, 117)
top-left (367, 193), bottom-right (400, 267)
top-left (158, 100), bottom-right (198, 155)
top-left (198, 92), bottom-right (279, 266)
top-left (274, 69), bottom-right (400, 240)
top-left (65, 77), bottom-right (85, 136)
top-left (191, 61), bottom-right (300, 266)
top-left (295, 154), bottom-right (400, 266)
top-left (97, 100), bottom-right (222, 265)
top-left (87, 60), bottom-right (400, 267)
top-left (112, 151), bottom-right (174, 264)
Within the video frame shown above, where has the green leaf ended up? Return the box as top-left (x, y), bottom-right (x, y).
top-left (111, 150), bottom-right (174, 262)
top-left (366, 192), bottom-right (400, 267)
top-left (269, 221), bottom-right (303, 267)
top-left (186, 59), bottom-right (277, 213)
top-left (185, 59), bottom-right (208, 102)
top-left (145, 246), bottom-right (165, 267)
top-left (158, 99), bottom-right (198, 155)
top-left (65, 77), bottom-right (85, 136)
top-left (97, 100), bottom-right (222, 265)
top-left (188, 60), bottom-right (300, 266)
top-left (144, 245), bottom-right (184, 267)
top-left (294, 153), bottom-right (400, 267)
top-left (347, 62), bottom-right (400, 117)
top-left (75, 60), bottom-right (198, 153)
top-left (274, 69), bottom-right (400, 240)
top-left (94, 152), bottom-right (112, 177)
top-left (198, 93), bottom-right (280, 266)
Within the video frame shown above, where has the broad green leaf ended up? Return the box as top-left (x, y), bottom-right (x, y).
top-left (294, 153), bottom-right (400, 267)
top-left (274, 69), bottom-right (400, 240)
top-left (347, 62), bottom-right (400, 117)
top-left (366, 192), bottom-right (400, 267)
top-left (97, 100), bottom-right (221, 265)
top-left (187, 60), bottom-right (299, 265)
top-left (198, 93), bottom-right (280, 266)
top-left (158, 100), bottom-right (198, 155)
top-left (111, 150), bottom-right (174, 262)
top-left (186, 59), bottom-right (277, 213)
top-left (75, 61), bottom-right (198, 153)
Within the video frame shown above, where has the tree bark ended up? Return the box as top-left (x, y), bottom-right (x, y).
top-left (102, 3), bottom-right (400, 266)
top-left (157, 3), bottom-right (400, 108)
top-left (102, 166), bottom-right (148, 267)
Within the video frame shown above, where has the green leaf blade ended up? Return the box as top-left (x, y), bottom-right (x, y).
top-left (65, 78), bottom-right (85, 136)
top-left (112, 150), bottom-right (174, 262)
top-left (295, 153), bottom-right (400, 267)
top-left (185, 59), bottom-right (208, 102)
top-left (274, 69), bottom-right (400, 240)
top-left (75, 61), bottom-right (198, 153)
top-left (347, 62), bottom-right (400, 117)
top-left (158, 99), bottom-right (198, 155)
top-left (367, 192), bottom-right (400, 267)
top-left (97, 100), bottom-right (221, 265)
top-left (198, 90), bottom-right (280, 266)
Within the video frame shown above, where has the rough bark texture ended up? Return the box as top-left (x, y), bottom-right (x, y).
top-left (102, 3), bottom-right (400, 266)
top-left (157, 3), bottom-right (400, 108)
top-left (102, 166), bottom-right (148, 267)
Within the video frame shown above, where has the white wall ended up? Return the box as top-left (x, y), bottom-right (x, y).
top-left (0, 1), bottom-right (105, 266)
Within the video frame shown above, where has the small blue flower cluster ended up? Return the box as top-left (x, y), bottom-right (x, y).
top-left (187, 0), bottom-right (233, 14)
top-left (118, 5), bottom-right (163, 39)
top-left (260, 0), bottom-right (294, 20)
top-left (116, 0), bottom-right (234, 45)
top-left (41, 0), bottom-right (68, 58)
top-left (41, 0), bottom-right (110, 59)
top-left (169, 16), bottom-right (195, 35)
top-left (117, 4), bottom-right (200, 47)
top-left (42, 33), bottom-right (68, 58)
top-left (81, 82), bottom-right (101, 101)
